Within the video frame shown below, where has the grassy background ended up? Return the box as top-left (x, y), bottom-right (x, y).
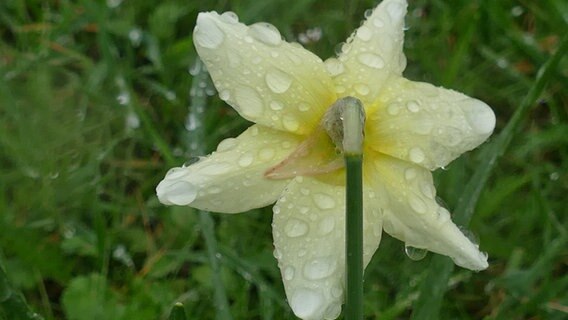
top-left (1, 0), bottom-right (567, 319)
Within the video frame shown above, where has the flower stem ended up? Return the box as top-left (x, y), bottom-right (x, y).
top-left (342, 99), bottom-right (365, 320)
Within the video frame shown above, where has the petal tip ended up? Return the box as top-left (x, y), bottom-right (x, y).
top-left (194, 12), bottom-right (225, 50)
top-left (156, 177), bottom-right (197, 206)
top-left (465, 99), bottom-right (496, 136)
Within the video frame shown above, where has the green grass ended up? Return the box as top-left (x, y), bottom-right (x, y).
top-left (1, 0), bottom-right (567, 319)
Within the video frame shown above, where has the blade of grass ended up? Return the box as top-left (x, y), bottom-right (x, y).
top-left (189, 58), bottom-right (233, 320)
top-left (411, 34), bottom-right (568, 320)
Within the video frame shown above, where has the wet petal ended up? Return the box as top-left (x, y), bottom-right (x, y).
top-left (272, 176), bottom-right (383, 319)
top-left (194, 12), bottom-right (336, 135)
top-left (327, 0), bottom-right (407, 106)
top-left (272, 177), bottom-right (345, 320)
top-left (366, 77), bottom-right (495, 170)
top-left (156, 125), bottom-right (301, 213)
top-left (366, 152), bottom-right (488, 271)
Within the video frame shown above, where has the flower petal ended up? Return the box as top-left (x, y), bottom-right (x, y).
top-left (366, 152), bottom-right (488, 271)
top-left (193, 12), bottom-right (336, 135)
top-left (272, 176), bottom-right (383, 319)
top-left (326, 0), bottom-right (407, 106)
top-left (156, 125), bottom-right (301, 213)
top-left (366, 77), bottom-right (496, 170)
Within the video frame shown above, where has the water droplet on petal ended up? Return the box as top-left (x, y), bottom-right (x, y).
top-left (195, 14), bottom-right (225, 49)
top-left (420, 182), bottom-right (435, 199)
top-left (259, 148), bottom-right (275, 161)
top-left (248, 22), bottom-right (282, 46)
top-left (313, 193), bottom-right (336, 209)
top-left (373, 18), bottom-right (385, 28)
top-left (273, 248), bottom-right (283, 259)
top-left (406, 100), bottom-right (420, 112)
top-left (405, 245), bottom-right (428, 261)
top-left (283, 115), bottom-right (300, 132)
top-left (358, 53), bottom-right (385, 69)
top-left (318, 216), bottom-right (335, 235)
top-left (284, 218), bottom-right (309, 237)
top-left (298, 102), bottom-right (310, 112)
top-left (364, 9), bottom-right (374, 18)
top-left (238, 152), bottom-right (254, 167)
top-left (303, 257), bottom-right (336, 280)
top-left (199, 162), bottom-right (233, 175)
top-left (464, 99), bottom-right (496, 134)
top-left (356, 25), bottom-right (372, 41)
top-left (404, 168), bottom-right (417, 181)
top-left (324, 304), bottom-right (342, 319)
top-left (355, 83), bottom-right (370, 96)
top-left (324, 58), bottom-right (345, 76)
top-left (290, 289), bottom-right (324, 319)
top-left (235, 86), bottom-right (264, 117)
top-left (409, 147), bottom-right (425, 163)
top-left (409, 195), bottom-right (427, 214)
top-left (159, 180), bottom-right (197, 205)
top-left (283, 266), bottom-right (295, 280)
top-left (387, 1), bottom-right (405, 21)
top-left (219, 89), bottom-right (231, 101)
top-left (436, 207), bottom-right (451, 223)
top-left (265, 69), bottom-right (293, 93)
top-left (220, 11), bottom-right (239, 24)
top-left (387, 102), bottom-right (401, 115)
top-left (270, 100), bottom-right (284, 110)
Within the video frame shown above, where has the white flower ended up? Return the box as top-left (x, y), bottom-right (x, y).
top-left (156, 0), bottom-right (495, 319)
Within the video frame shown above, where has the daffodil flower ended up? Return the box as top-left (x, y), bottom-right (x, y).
top-left (156, 0), bottom-right (495, 319)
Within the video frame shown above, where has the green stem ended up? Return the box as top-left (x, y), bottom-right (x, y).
top-left (342, 98), bottom-right (365, 320)
top-left (345, 154), bottom-right (364, 320)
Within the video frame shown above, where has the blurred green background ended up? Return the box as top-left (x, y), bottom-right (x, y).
top-left (1, 0), bottom-right (567, 319)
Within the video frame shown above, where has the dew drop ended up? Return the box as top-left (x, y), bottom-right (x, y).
top-left (248, 22), bottom-right (282, 46)
top-left (406, 100), bottom-right (420, 113)
top-left (165, 167), bottom-right (189, 179)
top-left (283, 115), bottom-right (300, 132)
top-left (270, 100), bottom-right (284, 110)
top-left (409, 147), bottom-right (425, 163)
top-left (318, 216), bottom-right (335, 235)
top-left (355, 83), bottom-right (370, 96)
top-left (324, 58), bottom-right (345, 76)
top-left (303, 257), bottom-right (336, 280)
top-left (195, 14), bottom-right (225, 49)
top-left (464, 100), bottom-right (496, 134)
top-left (356, 25), bottom-right (372, 41)
top-left (238, 152), bottom-right (254, 167)
top-left (387, 1), bottom-right (405, 21)
top-left (219, 89), bottom-right (231, 101)
top-left (284, 266), bottom-right (295, 280)
top-left (265, 69), bottom-right (293, 93)
top-left (313, 193), bottom-right (336, 209)
top-left (284, 218), bottom-right (309, 237)
top-left (420, 182), bottom-right (435, 199)
top-left (358, 53), bottom-right (385, 69)
top-left (235, 86), bottom-right (264, 117)
top-left (199, 162), bottom-right (233, 175)
top-left (290, 289), bottom-right (324, 319)
top-left (273, 248), bottom-right (283, 259)
top-left (387, 102), bottom-right (401, 115)
top-left (404, 245), bottom-right (428, 261)
top-left (158, 181), bottom-right (197, 205)
top-left (409, 195), bottom-right (427, 214)
top-left (220, 11), bottom-right (239, 24)
top-left (404, 168), bottom-right (417, 181)
top-left (298, 102), bottom-right (310, 112)
top-left (373, 18), bottom-right (385, 28)
top-left (259, 148), bottom-right (275, 161)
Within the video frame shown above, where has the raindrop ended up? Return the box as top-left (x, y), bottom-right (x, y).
top-left (313, 193), bottom-right (336, 209)
top-left (408, 195), bottom-right (427, 214)
top-left (284, 218), bottom-right (309, 238)
top-left (303, 257), bottom-right (336, 280)
top-left (373, 18), bottom-right (385, 28)
top-left (220, 11), bottom-right (239, 24)
top-left (159, 180), bottom-right (197, 205)
top-left (270, 100), bottom-right (284, 110)
top-left (238, 152), bottom-right (255, 167)
top-left (284, 266), bottom-right (295, 280)
top-left (290, 288), bottom-right (324, 319)
top-left (406, 100), bottom-right (420, 113)
top-left (358, 53), bottom-right (385, 69)
top-left (420, 182), bottom-right (435, 199)
top-left (283, 115), bottom-right (300, 132)
top-left (354, 83), bottom-right (370, 96)
top-left (298, 102), bottom-right (310, 112)
top-left (464, 100), bottom-right (495, 135)
top-left (259, 148), bottom-right (275, 161)
top-left (356, 26), bottom-right (372, 41)
top-left (248, 22), bottom-right (282, 46)
top-left (404, 245), bottom-right (428, 261)
top-left (318, 216), bottom-right (335, 235)
top-left (409, 147), bottom-right (425, 163)
top-left (195, 14), bottom-right (225, 49)
top-left (199, 162), bottom-right (233, 175)
top-left (265, 70), bottom-right (293, 93)
top-left (324, 58), bottom-right (345, 76)
top-left (387, 102), bottom-right (401, 115)
top-left (364, 9), bottom-right (373, 18)
top-left (219, 89), bottom-right (231, 101)
top-left (273, 248), bottom-right (283, 259)
top-left (404, 168), bottom-right (417, 180)
top-left (387, 1), bottom-right (405, 20)
top-left (235, 86), bottom-right (264, 117)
